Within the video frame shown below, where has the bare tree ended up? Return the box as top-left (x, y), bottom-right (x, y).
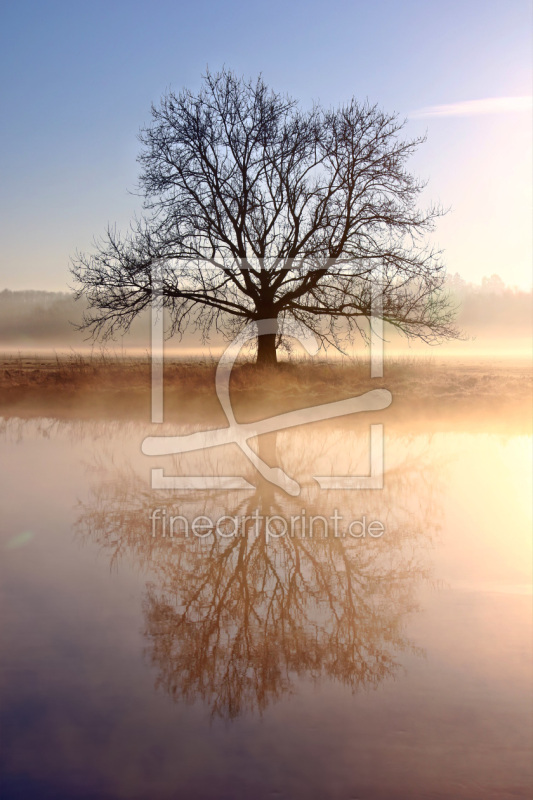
top-left (71, 68), bottom-right (457, 365)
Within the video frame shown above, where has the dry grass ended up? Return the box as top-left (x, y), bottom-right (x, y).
top-left (0, 351), bottom-right (531, 432)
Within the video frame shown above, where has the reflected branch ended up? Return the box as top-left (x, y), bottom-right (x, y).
top-left (74, 430), bottom-right (440, 719)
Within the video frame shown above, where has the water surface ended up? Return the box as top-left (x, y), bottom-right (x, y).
top-left (0, 414), bottom-right (531, 799)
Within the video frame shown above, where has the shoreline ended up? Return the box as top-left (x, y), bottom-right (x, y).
top-left (0, 354), bottom-right (531, 433)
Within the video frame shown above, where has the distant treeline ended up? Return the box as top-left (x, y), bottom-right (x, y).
top-left (0, 289), bottom-right (151, 347)
top-left (447, 274), bottom-right (532, 334)
top-left (0, 276), bottom-right (531, 349)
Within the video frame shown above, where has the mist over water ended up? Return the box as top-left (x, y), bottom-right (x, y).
top-left (0, 398), bottom-right (531, 799)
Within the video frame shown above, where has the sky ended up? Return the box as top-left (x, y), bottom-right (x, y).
top-left (0, 0), bottom-right (531, 291)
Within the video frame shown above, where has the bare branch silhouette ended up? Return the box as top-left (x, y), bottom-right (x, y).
top-left (71, 69), bottom-right (458, 365)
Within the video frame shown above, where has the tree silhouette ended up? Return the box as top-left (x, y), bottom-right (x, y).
top-left (71, 69), bottom-right (457, 365)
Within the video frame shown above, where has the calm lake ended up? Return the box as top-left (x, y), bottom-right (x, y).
top-left (0, 412), bottom-right (531, 799)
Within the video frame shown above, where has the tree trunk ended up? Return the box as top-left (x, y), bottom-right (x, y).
top-left (256, 330), bottom-right (278, 366)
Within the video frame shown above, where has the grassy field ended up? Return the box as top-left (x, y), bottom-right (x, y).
top-left (1, 351), bottom-right (531, 433)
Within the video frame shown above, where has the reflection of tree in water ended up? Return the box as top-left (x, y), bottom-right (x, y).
top-left (75, 430), bottom-right (441, 719)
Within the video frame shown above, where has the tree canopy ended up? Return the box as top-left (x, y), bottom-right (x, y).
top-left (72, 69), bottom-right (457, 364)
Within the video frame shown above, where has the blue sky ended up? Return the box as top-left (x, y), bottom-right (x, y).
top-left (0, 0), bottom-right (531, 289)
